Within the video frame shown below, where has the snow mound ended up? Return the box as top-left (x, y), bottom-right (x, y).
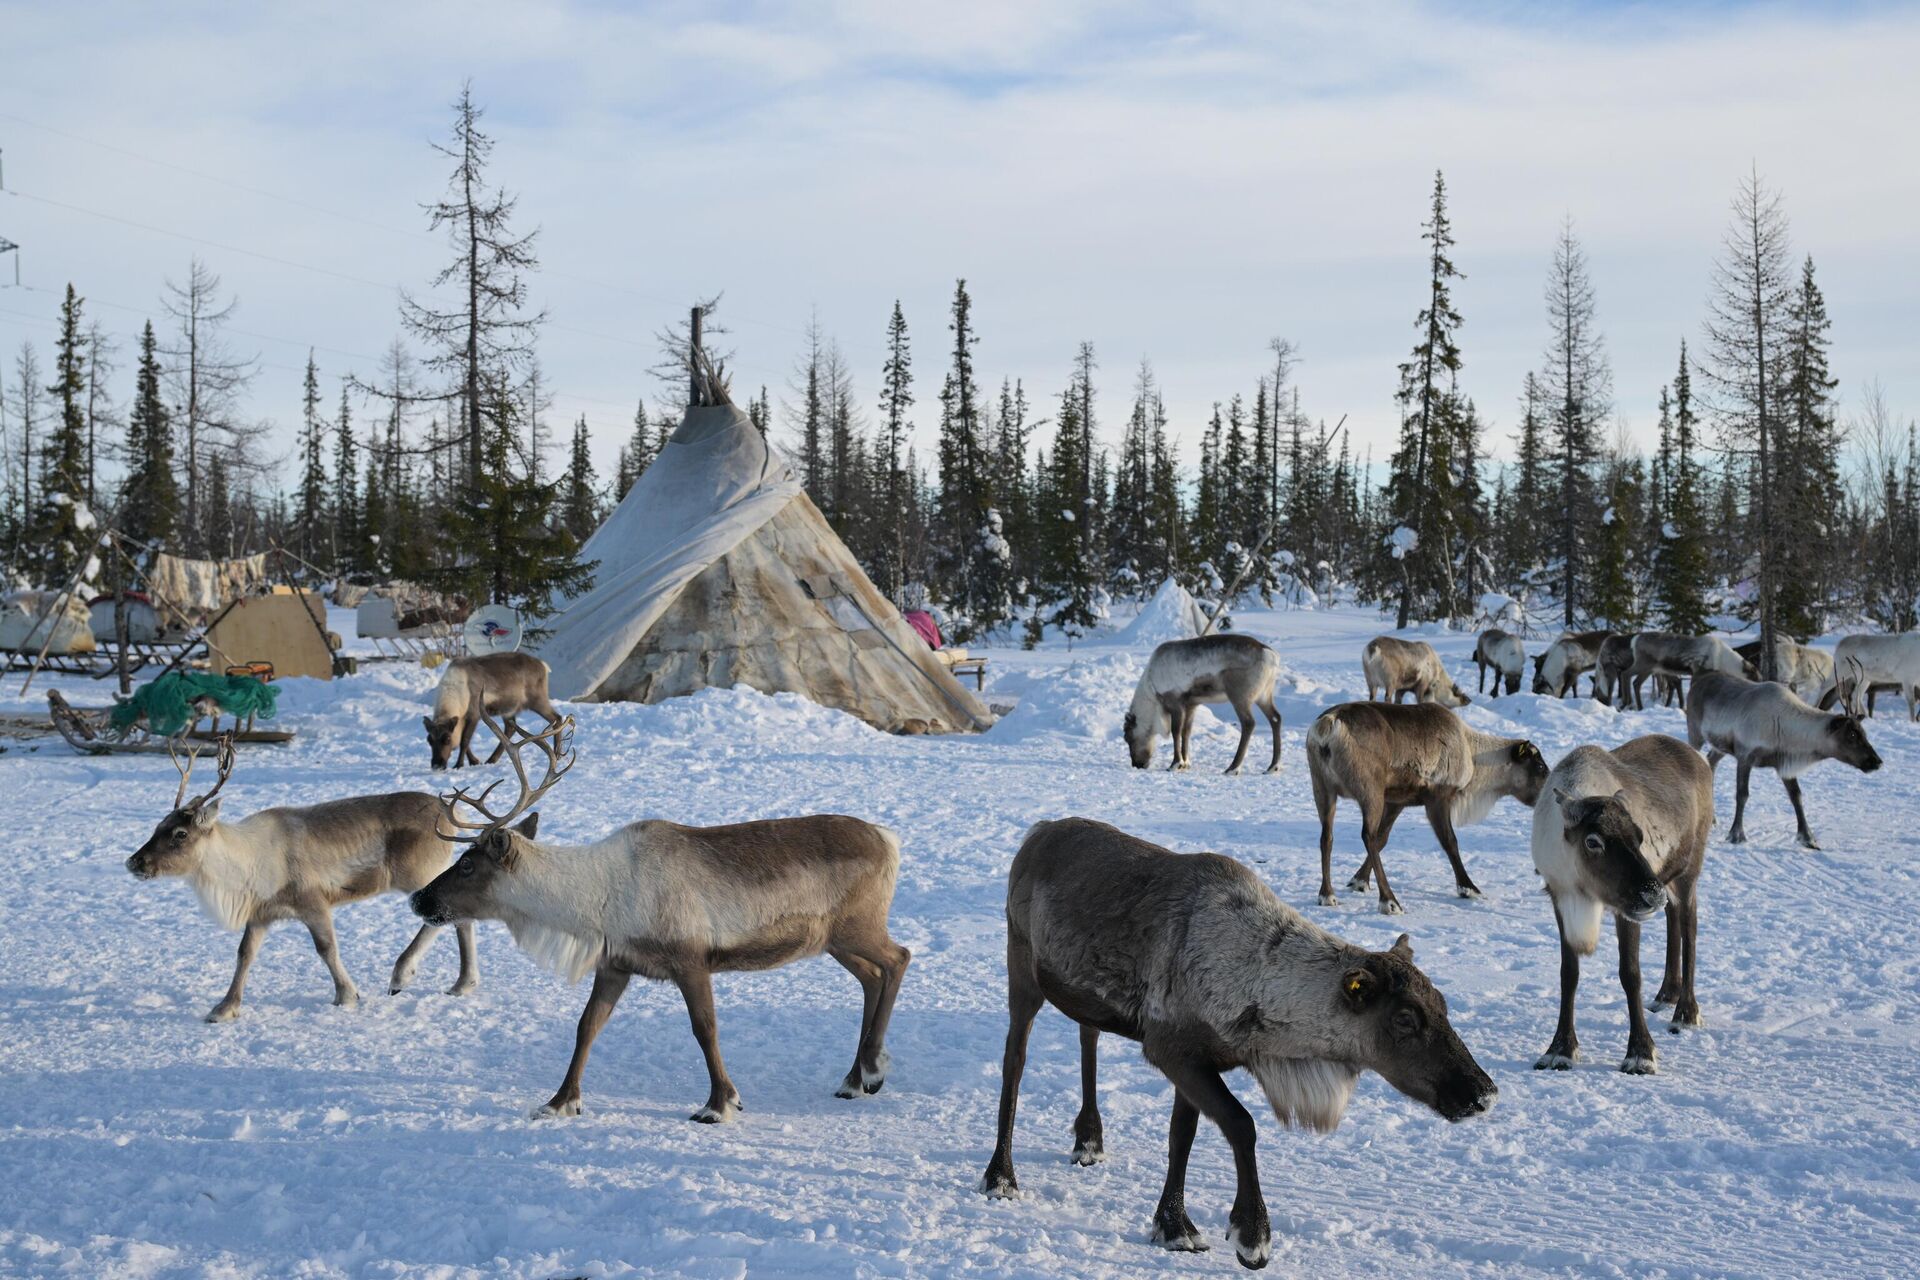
top-left (1118, 578), bottom-right (1212, 646)
top-left (988, 654), bottom-right (1141, 742)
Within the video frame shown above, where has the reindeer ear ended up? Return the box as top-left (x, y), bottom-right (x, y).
top-left (193, 799), bottom-right (220, 827)
top-left (422, 715), bottom-right (435, 731)
top-left (515, 811), bottom-right (540, 838)
top-left (1341, 968), bottom-right (1378, 1011)
top-left (1551, 786), bottom-right (1572, 810)
top-left (1389, 933), bottom-right (1413, 959)
top-left (1612, 788), bottom-right (1630, 806)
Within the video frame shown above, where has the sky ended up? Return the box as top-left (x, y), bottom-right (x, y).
top-left (1, 0), bottom-right (1915, 487)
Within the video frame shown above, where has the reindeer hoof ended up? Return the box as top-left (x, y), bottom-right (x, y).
top-left (1344, 876), bottom-right (1368, 893)
top-left (1227, 1218), bottom-right (1272, 1269)
top-left (204, 1001), bottom-right (241, 1023)
top-left (333, 988), bottom-right (361, 1010)
top-left (1071, 1139), bottom-right (1106, 1167)
top-left (1534, 1051), bottom-right (1577, 1070)
top-left (1456, 884), bottom-right (1484, 900)
top-left (691, 1095), bottom-right (741, 1124)
top-left (1377, 899), bottom-right (1405, 917)
top-left (446, 978), bottom-right (478, 997)
top-left (1670, 1006), bottom-right (1704, 1029)
top-left (532, 1098), bottom-right (581, 1119)
top-left (1620, 1054), bottom-right (1658, 1075)
top-left (982, 1167), bottom-right (1019, 1199)
top-left (1150, 1216), bottom-right (1207, 1252)
top-left (1798, 835), bottom-right (1821, 850)
top-left (1317, 891), bottom-right (1337, 907)
top-left (1224, 767), bottom-right (1242, 776)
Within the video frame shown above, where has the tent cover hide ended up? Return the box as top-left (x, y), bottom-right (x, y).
top-left (537, 402), bottom-right (991, 733)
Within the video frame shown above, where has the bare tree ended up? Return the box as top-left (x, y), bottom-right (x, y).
top-left (399, 82), bottom-right (544, 485)
top-left (160, 258), bottom-right (259, 554)
top-left (1701, 166), bottom-right (1794, 677)
top-left (1539, 219), bottom-right (1611, 626)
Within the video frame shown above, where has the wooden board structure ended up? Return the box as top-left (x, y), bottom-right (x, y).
top-left (204, 592), bottom-right (334, 681)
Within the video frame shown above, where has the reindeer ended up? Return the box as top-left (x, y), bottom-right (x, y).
top-left (1593, 634), bottom-right (1682, 709)
top-left (410, 713), bottom-right (910, 1122)
top-left (1735, 636), bottom-right (1834, 703)
top-left (981, 819), bottom-right (1495, 1268)
top-left (1472, 628), bottom-right (1525, 696)
top-left (1308, 702), bottom-right (1548, 914)
top-left (1531, 630), bottom-right (1611, 698)
top-left (124, 738), bottom-right (479, 1021)
top-left (1531, 736), bottom-right (1713, 1074)
top-left (1621, 633), bottom-right (1757, 711)
top-left (423, 651), bottom-right (562, 770)
top-left (1361, 636), bottom-right (1470, 706)
top-left (1823, 634), bottom-right (1920, 719)
top-left (1124, 634), bottom-right (1283, 774)
top-left (1687, 671), bottom-right (1881, 848)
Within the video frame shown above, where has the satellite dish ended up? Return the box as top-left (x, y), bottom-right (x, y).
top-left (464, 604), bottom-right (522, 655)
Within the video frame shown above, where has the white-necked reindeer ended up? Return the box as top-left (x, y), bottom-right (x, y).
top-left (125, 737), bottom-right (479, 1021)
top-left (423, 652), bottom-right (562, 770)
top-left (410, 712), bottom-right (911, 1122)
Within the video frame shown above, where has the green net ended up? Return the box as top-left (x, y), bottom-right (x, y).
top-left (111, 672), bottom-right (281, 737)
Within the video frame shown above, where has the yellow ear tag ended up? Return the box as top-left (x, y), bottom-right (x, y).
top-left (1348, 977), bottom-right (1364, 992)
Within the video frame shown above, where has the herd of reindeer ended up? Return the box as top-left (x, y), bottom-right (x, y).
top-left (116, 621), bottom-right (1906, 1270)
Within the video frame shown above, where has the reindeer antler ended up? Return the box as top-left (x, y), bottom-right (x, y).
top-left (169, 732), bottom-right (236, 811)
top-left (438, 712), bottom-right (576, 843)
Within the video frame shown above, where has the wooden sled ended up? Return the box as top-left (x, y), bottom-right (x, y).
top-left (47, 688), bottom-right (294, 755)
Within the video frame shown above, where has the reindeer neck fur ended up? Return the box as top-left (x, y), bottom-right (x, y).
top-left (431, 664), bottom-right (475, 720)
top-left (1129, 675), bottom-right (1170, 736)
top-left (492, 834), bottom-right (632, 984)
top-left (1450, 728), bottom-right (1521, 826)
top-left (1170, 887), bottom-right (1362, 1134)
top-left (185, 815), bottom-right (290, 931)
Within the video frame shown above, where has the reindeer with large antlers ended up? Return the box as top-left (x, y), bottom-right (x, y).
top-left (411, 710), bottom-right (913, 1123)
top-left (125, 736), bottom-right (481, 1021)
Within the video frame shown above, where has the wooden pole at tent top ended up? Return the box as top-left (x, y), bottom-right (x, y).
top-left (689, 305), bottom-right (703, 407)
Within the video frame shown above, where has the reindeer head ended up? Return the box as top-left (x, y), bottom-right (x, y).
top-left (422, 715), bottom-right (462, 770)
top-left (411, 712), bottom-right (575, 925)
top-left (127, 736), bottom-right (237, 880)
top-left (1530, 652), bottom-right (1551, 695)
top-left (1334, 934), bottom-right (1497, 1124)
top-left (1437, 673), bottom-right (1471, 708)
top-left (1550, 787), bottom-right (1667, 922)
top-left (1503, 739), bottom-right (1550, 806)
top-left (1824, 706), bottom-right (1882, 774)
top-left (1123, 683), bottom-right (1168, 769)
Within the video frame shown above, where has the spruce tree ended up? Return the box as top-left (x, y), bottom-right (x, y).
top-left (877, 302), bottom-right (912, 600)
top-left (1653, 342), bottom-right (1711, 633)
top-left (1540, 220), bottom-right (1610, 625)
top-left (559, 413), bottom-right (600, 540)
top-left (120, 321), bottom-right (178, 549)
top-left (295, 351), bottom-right (330, 567)
top-left (34, 285), bottom-right (94, 584)
top-left (1386, 171), bottom-right (1466, 626)
top-left (1775, 255), bottom-right (1840, 636)
top-left (332, 385), bottom-right (358, 573)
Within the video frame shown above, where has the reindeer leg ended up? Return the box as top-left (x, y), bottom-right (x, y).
top-left (1427, 797), bottom-right (1481, 899)
top-left (1150, 1052), bottom-right (1269, 1269)
top-left (1072, 1023), bottom-right (1105, 1165)
top-left (304, 909), bottom-right (359, 1009)
top-left (1167, 705), bottom-right (1190, 771)
top-left (1347, 803), bottom-right (1405, 915)
top-left (458, 714), bottom-right (481, 768)
top-left (1315, 780), bottom-right (1340, 906)
top-left (1652, 900), bottom-right (1681, 1010)
top-left (537, 966), bottom-right (631, 1118)
top-left (1259, 695), bottom-right (1282, 774)
top-left (1537, 902), bottom-right (1581, 1068)
top-left (674, 967), bottom-right (742, 1123)
top-left (983, 939), bottom-right (1044, 1199)
top-left (830, 948), bottom-right (884, 1099)
top-left (485, 713), bottom-right (514, 764)
top-left (1618, 916), bottom-right (1656, 1074)
top-left (831, 928), bottom-right (913, 1100)
top-left (1728, 762), bottom-right (1752, 843)
top-left (388, 923), bottom-right (439, 994)
top-left (206, 923), bottom-right (267, 1022)
top-left (1224, 696), bottom-right (1255, 775)
top-left (449, 921), bottom-right (480, 995)
top-left (1147, 1092), bottom-right (1207, 1253)
top-left (1672, 881), bottom-right (1703, 1029)
top-left (1783, 777), bottom-right (1819, 849)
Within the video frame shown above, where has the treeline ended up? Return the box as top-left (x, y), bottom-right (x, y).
top-left (3, 88), bottom-right (1914, 658)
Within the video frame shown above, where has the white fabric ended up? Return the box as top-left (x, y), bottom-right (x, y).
top-left (538, 404), bottom-right (802, 701)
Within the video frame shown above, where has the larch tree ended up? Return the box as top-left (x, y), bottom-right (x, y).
top-left (1539, 219), bottom-right (1610, 626)
top-left (159, 258), bottom-right (257, 555)
top-left (1701, 167), bottom-right (1795, 677)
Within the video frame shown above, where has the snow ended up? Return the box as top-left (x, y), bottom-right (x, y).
top-left (1386, 525), bottom-right (1418, 559)
top-left (1115, 578), bottom-right (1211, 647)
top-left (1, 606), bottom-right (1917, 1277)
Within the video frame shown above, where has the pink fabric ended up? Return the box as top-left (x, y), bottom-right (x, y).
top-left (903, 610), bottom-right (942, 650)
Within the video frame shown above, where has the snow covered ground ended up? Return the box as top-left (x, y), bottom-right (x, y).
top-left (0, 605), bottom-right (1915, 1278)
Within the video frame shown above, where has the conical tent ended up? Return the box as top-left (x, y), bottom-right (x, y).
top-left (537, 401), bottom-right (992, 733)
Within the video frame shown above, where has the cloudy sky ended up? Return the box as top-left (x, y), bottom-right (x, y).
top-left (2, 0), bottom-right (1915, 483)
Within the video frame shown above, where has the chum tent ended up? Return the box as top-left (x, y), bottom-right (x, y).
top-left (536, 392), bottom-right (992, 734)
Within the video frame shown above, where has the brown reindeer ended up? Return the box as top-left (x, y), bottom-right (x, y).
top-left (411, 713), bottom-right (910, 1122)
top-left (125, 737), bottom-right (481, 1021)
top-left (1308, 702), bottom-right (1548, 914)
top-left (423, 651), bottom-right (563, 770)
